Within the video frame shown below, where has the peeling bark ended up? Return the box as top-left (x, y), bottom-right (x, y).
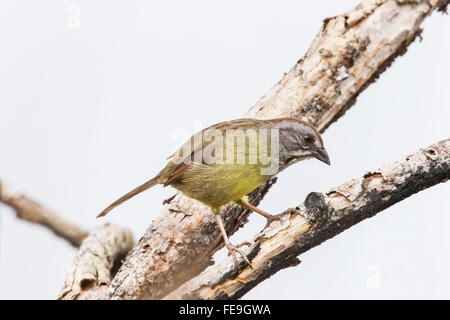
top-left (0, 179), bottom-right (88, 247)
top-left (58, 224), bottom-right (134, 300)
top-left (165, 139), bottom-right (450, 299)
top-left (101, 0), bottom-right (446, 300)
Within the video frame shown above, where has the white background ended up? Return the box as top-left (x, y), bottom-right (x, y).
top-left (0, 0), bottom-right (449, 299)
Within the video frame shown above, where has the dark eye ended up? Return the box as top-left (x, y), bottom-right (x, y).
top-left (304, 134), bottom-right (314, 144)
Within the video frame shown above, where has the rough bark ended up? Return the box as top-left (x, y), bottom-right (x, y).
top-left (0, 179), bottom-right (88, 247)
top-left (58, 224), bottom-right (135, 300)
top-left (102, 0), bottom-right (446, 300)
top-left (165, 139), bottom-right (450, 299)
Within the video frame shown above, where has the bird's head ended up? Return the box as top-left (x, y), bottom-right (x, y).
top-left (274, 118), bottom-right (330, 168)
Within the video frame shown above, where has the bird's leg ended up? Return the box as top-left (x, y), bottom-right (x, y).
top-left (236, 198), bottom-right (284, 230)
top-left (214, 214), bottom-right (252, 267)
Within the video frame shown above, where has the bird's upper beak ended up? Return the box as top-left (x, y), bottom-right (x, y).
top-left (313, 147), bottom-right (330, 165)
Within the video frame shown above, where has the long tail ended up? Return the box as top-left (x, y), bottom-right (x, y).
top-left (97, 175), bottom-right (160, 218)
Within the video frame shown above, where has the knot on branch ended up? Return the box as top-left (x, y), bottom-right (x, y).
top-left (304, 192), bottom-right (329, 226)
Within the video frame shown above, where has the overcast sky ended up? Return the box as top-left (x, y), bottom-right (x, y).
top-left (0, 0), bottom-right (449, 299)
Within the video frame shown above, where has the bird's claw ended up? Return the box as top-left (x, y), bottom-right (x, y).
top-left (226, 243), bottom-right (254, 269)
top-left (263, 213), bottom-right (284, 230)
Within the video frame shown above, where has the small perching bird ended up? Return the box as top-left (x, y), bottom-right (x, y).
top-left (98, 118), bottom-right (330, 265)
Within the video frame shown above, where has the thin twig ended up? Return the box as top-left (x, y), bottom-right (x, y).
top-left (0, 179), bottom-right (88, 247)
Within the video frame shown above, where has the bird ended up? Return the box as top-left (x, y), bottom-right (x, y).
top-left (97, 117), bottom-right (330, 266)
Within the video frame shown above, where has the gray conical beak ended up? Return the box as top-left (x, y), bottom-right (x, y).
top-left (314, 147), bottom-right (330, 165)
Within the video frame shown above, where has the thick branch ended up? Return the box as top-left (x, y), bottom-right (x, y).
top-left (165, 139), bottom-right (450, 299)
top-left (0, 179), bottom-right (88, 247)
top-left (58, 224), bottom-right (135, 300)
top-left (102, 0), bottom-right (445, 300)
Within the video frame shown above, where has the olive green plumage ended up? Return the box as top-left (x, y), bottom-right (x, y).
top-left (97, 117), bottom-right (330, 266)
top-left (98, 117), bottom-right (330, 219)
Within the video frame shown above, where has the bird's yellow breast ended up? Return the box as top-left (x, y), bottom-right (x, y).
top-left (170, 163), bottom-right (269, 209)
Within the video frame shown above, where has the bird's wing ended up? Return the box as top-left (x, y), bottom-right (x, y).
top-left (163, 118), bottom-right (262, 186)
top-left (163, 130), bottom-right (216, 186)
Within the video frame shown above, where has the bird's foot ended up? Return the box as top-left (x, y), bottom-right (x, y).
top-left (263, 213), bottom-right (285, 230)
top-left (226, 243), bottom-right (254, 269)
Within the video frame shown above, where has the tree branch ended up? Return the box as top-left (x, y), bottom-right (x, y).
top-left (58, 224), bottom-right (135, 300)
top-left (165, 139), bottom-right (450, 299)
top-left (102, 0), bottom-right (446, 300)
top-left (0, 179), bottom-right (88, 247)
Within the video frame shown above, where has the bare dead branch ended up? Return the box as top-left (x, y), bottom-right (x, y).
top-left (165, 139), bottom-right (450, 299)
top-left (58, 224), bottom-right (135, 300)
top-left (0, 179), bottom-right (88, 247)
top-left (102, 0), bottom-right (445, 300)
